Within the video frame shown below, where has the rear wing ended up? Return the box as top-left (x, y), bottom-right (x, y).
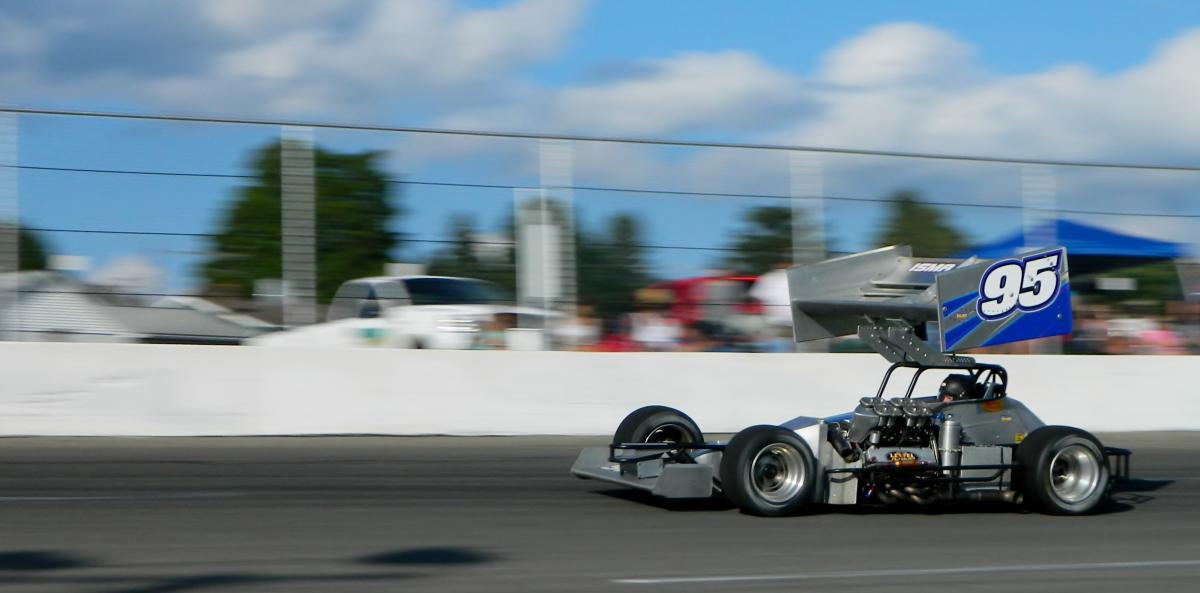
top-left (788, 245), bottom-right (1071, 356)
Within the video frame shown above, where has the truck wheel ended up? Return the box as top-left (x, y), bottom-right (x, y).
top-left (1016, 426), bottom-right (1110, 515)
top-left (720, 425), bottom-right (817, 516)
top-left (612, 406), bottom-right (703, 445)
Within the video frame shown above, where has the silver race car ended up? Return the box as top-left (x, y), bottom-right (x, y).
top-left (572, 245), bottom-right (1130, 516)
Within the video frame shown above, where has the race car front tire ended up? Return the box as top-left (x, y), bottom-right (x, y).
top-left (720, 425), bottom-right (817, 517)
top-left (1015, 425), bottom-right (1110, 515)
top-left (612, 406), bottom-right (704, 445)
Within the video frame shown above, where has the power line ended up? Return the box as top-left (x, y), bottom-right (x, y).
top-left (9, 162), bottom-right (1200, 219)
top-left (27, 226), bottom-right (219, 237)
top-left (4, 105), bottom-right (1200, 172)
top-left (24, 226), bottom-right (742, 252)
top-left (12, 288), bottom-right (793, 308)
top-left (12, 164), bottom-right (251, 179)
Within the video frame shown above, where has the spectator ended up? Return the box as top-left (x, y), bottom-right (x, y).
top-left (472, 313), bottom-right (515, 350)
top-left (1139, 321), bottom-right (1186, 355)
top-left (593, 316), bottom-right (641, 352)
top-left (725, 295), bottom-right (773, 352)
top-left (629, 288), bottom-right (681, 351)
top-left (1068, 304), bottom-right (1110, 355)
top-left (749, 262), bottom-right (794, 330)
top-left (678, 321), bottom-right (739, 352)
top-left (555, 304), bottom-right (601, 351)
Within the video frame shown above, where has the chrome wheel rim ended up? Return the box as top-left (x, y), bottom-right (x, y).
top-left (1049, 444), bottom-right (1101, 504)
top-left (645, 423), bottom-right (688, 444)
top-left (750, 443), bottom-right (806, 504)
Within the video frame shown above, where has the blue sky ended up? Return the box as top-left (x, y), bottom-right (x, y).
top-left (546, 1), bottom-right (1195, 79)
top-left (2, 0), bottom-right (1199, 293)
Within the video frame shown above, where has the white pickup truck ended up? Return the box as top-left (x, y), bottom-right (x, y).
top-left (249, 275), bottom-right (556, 349)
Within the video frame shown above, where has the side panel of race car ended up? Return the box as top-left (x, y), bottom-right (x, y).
top-left (780, 416), bottom-right (827, 453)
top-left (943, 397), bottom-right (1045, 446)
top-left (820, 434), bottom-right (862, 505)
top-left (959, 446), bottom-right (1013, 491)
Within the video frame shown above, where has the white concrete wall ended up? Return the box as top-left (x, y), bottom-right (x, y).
top-left (1, 342), bottom-right (1196, 436)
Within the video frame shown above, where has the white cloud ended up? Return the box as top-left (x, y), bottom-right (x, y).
top-left (438, 21), bottom-right (1200, 169)
top-left (439, 50), bottom-right (807, 138)
top-left (819, 22), bottom-right (979, 88)
top-left (550, 51), bottom-right (802, 136)
top-left (787, 24), bottom-right (1200, 163)
top-left (431, 22), bottom-right (1200, 252)
top-left (0, 16), bottom-right (45, 57)
top-left (0, 0), bottom-right (588, 118)
top-left (4, 9), bottom-right (1199, 253)
top-left (197, 0), bottom-right (354, 36)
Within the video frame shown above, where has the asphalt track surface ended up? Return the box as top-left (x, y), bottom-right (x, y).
top-left (1, 433), bottom-right (1198, 593)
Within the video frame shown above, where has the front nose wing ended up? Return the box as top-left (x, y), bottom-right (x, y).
top-left (571, 447), bottom-right (717, 498)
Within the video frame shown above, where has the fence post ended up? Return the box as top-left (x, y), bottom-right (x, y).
top-left (789, 151), bottom-right (825, 351)
top-left (281, 126), bottom-right (318, 327)
top-left (1022, 164), bottom-right (1060, 353)
top-left (539, 138), bottom-right (575, 316)
top-left (1021, 165), bottom-right (1057, 249)
top-left (789, 151), bottom-right (825, 266)
top-left (0, 113), bottom-right (19, 340)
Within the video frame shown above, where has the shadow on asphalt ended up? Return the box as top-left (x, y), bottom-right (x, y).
top-left (596, 488), bottom-right (736, 512)
top-left (1113, 478), bottom-right (1173, 493)
top-left (95, 571), bottom-right (420, 593)
top-left (359, 547), bottom-right (496, 566)
top-left (591, 478), bottom-right (1174, 516)
top-left (0, 550), bottom-right (92, 571)
top-left (1110, 478), bottom-right (1174, 507)
top-left (0, 546), bottom-right (495, 593)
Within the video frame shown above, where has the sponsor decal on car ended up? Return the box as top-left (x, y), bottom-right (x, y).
top-left (887, 451), bottom-right (919, 466)
top-left (982, 400), bottom-right (1005, 413)
top-left (908, 262), bottom-right (957, 273)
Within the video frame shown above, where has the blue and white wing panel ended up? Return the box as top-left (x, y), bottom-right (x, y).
top-left (935, 247), bottom-right (1072, 352)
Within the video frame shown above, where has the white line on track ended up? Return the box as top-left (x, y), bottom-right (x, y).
top-left (613, 559), bottom-right (1200, 585)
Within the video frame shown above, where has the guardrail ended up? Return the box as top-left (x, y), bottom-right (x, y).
top-left (0, 343), bottom-right (1194, 435)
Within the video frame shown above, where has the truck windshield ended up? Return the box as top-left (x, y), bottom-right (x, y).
top-left (404, 277), bottom-right (511, 306)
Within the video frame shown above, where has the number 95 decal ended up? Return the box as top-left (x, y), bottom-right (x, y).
top-left (977, 249), bottom-right (1063, 321)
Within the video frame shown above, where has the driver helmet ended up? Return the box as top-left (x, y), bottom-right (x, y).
top-left (938, 374), bottom-right (974, 402)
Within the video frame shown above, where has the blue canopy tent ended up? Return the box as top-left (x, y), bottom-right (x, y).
top-left (961, 219), bottom-right (1183, 275)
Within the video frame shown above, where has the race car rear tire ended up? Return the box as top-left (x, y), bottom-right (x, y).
top-left (1015, 425), bottom-right (1110, 515)
top-left (612, 406), bottom-right (704, 445)
top-left (720, 425), bottom-right (817, 517)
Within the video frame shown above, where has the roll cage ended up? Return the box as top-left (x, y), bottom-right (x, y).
top-left (874, 361), bottom-right (1008, 402)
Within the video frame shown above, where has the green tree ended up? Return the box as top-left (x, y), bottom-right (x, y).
top-left (724, 206), bottom-right (818, 275)
top-left (458, 200), bottom-right (653, 318)
top-left (20, 225), bottom-right (47, 270)
top-left (0, 223), bottom-right (49, 270)
top-left (21, 228), bottom-right (46, 270)
top-left (1079, 260), bottom-right (1183, 306)
top-left (426, 214), bottom-right (517, 293)
top-left (578, 213), bottom-right (653, 319)
top-left (875, 191), bottom-right (966, 257)
top-left (201, 141), bottom-right (400, 302)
